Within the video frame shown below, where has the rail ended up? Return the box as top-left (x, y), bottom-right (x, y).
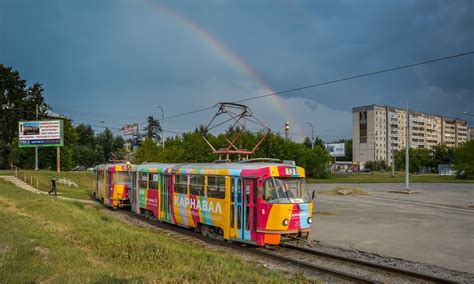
top-left (284, 244), bottom-right (457, 283)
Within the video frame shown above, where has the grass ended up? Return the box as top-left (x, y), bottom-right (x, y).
top-left (307, 172), bottom-right (474, 184)
top-left (0, 170), bottom-right (94, 200)
top-left (0, 179), bottom-right (313, 283)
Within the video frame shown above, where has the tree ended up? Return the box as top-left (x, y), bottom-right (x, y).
top-left (75, 124), bottom-right (95, 146)
top-left (344, 139), bottom-right (353, 161)
top-left (432, 144), bottom-right (454, 168)
top-left (144, 116), bottom-right (162, 141)
top-left (394, 147), bottom-right (432, 173)
top-left (96, 128), bottom-right (114, 163)
top-left (453, 140), bottom-right (474, 179)
top-left (73, 124), bottom-right (101, 167)
top-left (133, 138), bottom-right (161, 164)
top-left (303, 137), bottom-right (313, 149)
top-left (0, 65), bottom-right (48, 168)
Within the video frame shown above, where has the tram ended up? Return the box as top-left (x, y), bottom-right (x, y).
top-left (128, 160), bottom-right (313, 246)
top-left (94, 163), bottom-right (133, 208)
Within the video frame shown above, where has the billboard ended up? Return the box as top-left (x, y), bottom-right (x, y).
top-left (325, 143), bottom-right (345, 157)
top-left (19, 120), bottom-right (63, 147)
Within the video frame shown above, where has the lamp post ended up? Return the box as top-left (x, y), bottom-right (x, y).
top-left (303, 121), bottom-right (314, 149)
top-left (155, 105), bottom-right (164, 149)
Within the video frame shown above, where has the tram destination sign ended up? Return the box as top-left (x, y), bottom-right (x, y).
top-left (18, 120), bottom-right (64, 147)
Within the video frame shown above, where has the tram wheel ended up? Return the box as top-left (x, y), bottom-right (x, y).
top-left (201, 225), bottom-right (209, 237)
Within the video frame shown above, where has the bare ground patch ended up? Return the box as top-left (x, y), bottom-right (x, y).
top-left (318, 187), bottom-right (369, 196)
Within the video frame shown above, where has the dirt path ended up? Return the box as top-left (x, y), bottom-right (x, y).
top-left (0, 175), bottom-right (96, 205)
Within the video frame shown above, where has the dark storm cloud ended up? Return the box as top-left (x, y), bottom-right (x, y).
top-left (182, 0), bottom-right (473, 117)
top-left (0, 0), bottom-right (472, 139)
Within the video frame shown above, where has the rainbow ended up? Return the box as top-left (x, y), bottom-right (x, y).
top-left (144, 0), bottom-right (308, 139)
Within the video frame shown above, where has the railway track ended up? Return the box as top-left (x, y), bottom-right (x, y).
top-left (107, 206), bottom-right (457, 283)
top-left (276, 243), bottom-right (457, 283)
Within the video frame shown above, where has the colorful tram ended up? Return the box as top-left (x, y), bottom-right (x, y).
top-left (94, 163), bottom-right (134, 208)
top-left (95, 161), bottom-right (314, 246)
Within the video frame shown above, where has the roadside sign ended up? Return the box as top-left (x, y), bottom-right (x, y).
top-left (18, 120), bottom-right (63, 147)
top-left (325, 143), bottom-right (345, 157)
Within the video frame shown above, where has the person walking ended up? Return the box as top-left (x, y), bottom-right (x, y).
top-left (49, 178), bottom-right (57, 196)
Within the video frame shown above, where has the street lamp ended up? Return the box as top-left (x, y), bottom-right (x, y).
top-left (155, 105), bottom-right (164, 149)
top-left (303, 121), bottom-right (314, 149)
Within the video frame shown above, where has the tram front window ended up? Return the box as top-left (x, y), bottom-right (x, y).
top-left (263, 178), bottom-right (310, 203)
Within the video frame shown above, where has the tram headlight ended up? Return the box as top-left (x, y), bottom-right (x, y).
top-left (308, 217), bottom-right (313, 224)
top-left (282, 219), bottom-right (289, 226)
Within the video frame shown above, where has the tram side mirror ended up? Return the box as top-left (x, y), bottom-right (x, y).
top-left (311, 190), bottom-right (316, 200)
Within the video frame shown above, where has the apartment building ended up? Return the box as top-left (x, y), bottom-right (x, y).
top-left (352, 105), bottom-right (469, 167)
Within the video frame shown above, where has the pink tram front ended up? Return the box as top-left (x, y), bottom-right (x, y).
top-left (130, 162), bottom-right (314, 246)
top-left (94, 163), bottom-right (133, 208)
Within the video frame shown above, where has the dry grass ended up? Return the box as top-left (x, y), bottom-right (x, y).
top-left (318, 187), bottom-right (369, 196)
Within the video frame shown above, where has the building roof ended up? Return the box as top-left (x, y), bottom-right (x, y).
top-left (352, 104), bottom-right (468, 123)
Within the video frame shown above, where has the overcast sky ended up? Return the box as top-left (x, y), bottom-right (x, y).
top-left (1, 0), bottom-right (473, 141)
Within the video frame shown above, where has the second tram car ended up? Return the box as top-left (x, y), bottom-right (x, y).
top-left (94, 163), bottom-right (133, 208)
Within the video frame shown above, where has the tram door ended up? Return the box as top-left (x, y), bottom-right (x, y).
top-left (161, 174), bottom-right (173, 223)
top-left (233, 178), bottom-right (256, 241)
top-left (106, 171), bottom-right (112, 206)
top-left (130, 172), bottom-right (138, 213)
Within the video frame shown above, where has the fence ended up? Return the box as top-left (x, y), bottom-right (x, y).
top-left (10, 165), bottom-right (51, 192)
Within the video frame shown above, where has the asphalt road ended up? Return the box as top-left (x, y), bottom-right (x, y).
top-left (307, 183), bottom-right (474, 273)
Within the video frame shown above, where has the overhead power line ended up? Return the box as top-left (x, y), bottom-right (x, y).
top-left (159, 51), bottom-right (474, 120)
top-left (46, 51), bottom-right (474, 125)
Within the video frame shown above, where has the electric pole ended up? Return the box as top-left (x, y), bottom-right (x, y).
top-left (285, 121), bottom-right (289, 140)
top-left (405, 102), bottom-right (410, 191)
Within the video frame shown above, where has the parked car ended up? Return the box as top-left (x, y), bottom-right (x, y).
top-left (72, 165), bottom-right (86, 171)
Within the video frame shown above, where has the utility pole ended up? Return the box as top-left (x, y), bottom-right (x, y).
top-left (285, 121), bottom-right (289, 140)
top-left (303, 121), bottom-right (314, 149)
top-left (35, 104), bottom-right (39, 170)
top-left (405, 101), bottom-right (410, 191)
top-left (155, 105), bottom-right (165, 149)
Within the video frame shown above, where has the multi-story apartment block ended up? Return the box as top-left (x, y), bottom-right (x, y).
top-left (352, 105), bottom-right (469, 167)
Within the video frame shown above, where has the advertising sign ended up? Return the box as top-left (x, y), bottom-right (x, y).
top-left (325, 143), bottom-right (345, 157)
top-left (19, 120), bottom-right (63, 147)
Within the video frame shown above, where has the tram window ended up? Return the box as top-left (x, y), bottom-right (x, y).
top-left (245, 180), bottom-right (251, 204)
top-left (97, 171), bottom-right (104, 191)
top-left (252, 181), bottom-right (258, 204)
top-left (174, 175), bottom-right (187, 194)
top-left (245, 207), bottom-right (250, 231)
top-left (189, 175), bottom-right (204, 196)
top-left (207, 176), bottom-right (225, 199)
top-left (237, 179), bottom-right (242, 203)
top-left (263, 179), bottom-right (279, 202)
top-left (231, 179), bottom-right (235, 202)
top-left (149, 174), bottom-right (158, 190)
top-left (115, 172), bottom-right (131, 185)
top-left (138, 173), bottom-right (148, 189)
top-left (237, 206), bottom-right (241, 229)
top-left (230, 205), bottom-right (235, 228)
top-left (131, 172), bottom-right (137, 189)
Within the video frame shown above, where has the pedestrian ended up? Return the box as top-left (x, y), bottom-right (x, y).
top-left (49, 178), bottom-right (57, 196)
